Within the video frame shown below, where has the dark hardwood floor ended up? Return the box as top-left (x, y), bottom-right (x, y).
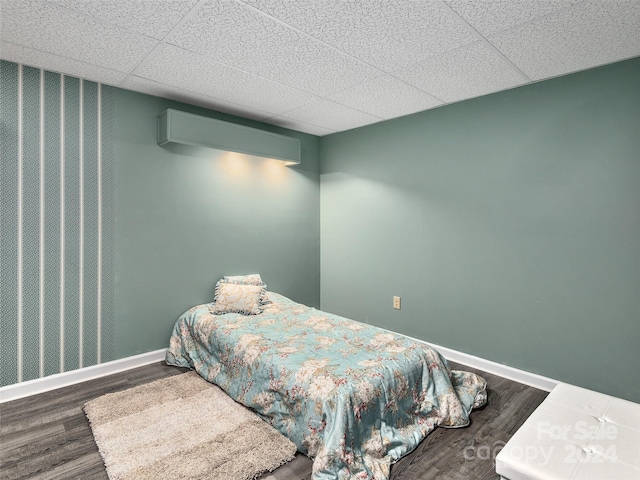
top-left (0, 361), bottom-right (547, 480)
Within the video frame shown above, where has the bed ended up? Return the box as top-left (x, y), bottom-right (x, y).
top-left (166, 292), bottom-right (487, 479)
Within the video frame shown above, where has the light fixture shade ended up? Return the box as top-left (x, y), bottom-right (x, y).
top-left (157, 109), bottom-right (301, 165)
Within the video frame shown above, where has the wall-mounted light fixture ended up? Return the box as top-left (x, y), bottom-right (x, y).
top-left (157, 109), bottom-right (301, 166)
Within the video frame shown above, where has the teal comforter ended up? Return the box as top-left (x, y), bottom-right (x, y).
top-left (166, 293), bottom-right (487, 479)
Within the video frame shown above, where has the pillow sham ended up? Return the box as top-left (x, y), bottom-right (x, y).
top-left (212, 283), bottom-right (263, 315)
top-left (221, 274), bottom-right (271, 304)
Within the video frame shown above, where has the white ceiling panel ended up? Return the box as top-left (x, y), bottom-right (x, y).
top-left (243, 0), bottom-right (477, 73)
top-left (120, 75), bottom-right (273, 122)
top-left (0, 41), bottom-right (128, 85)
top-left (489, 0), bottom-right (640, 80)
top-left (0, 0), bottom-right (158, 72)
top-left (133, 43), bottom-right (319, 116)
top-left (278, 98), bottom-right (382, 132)
top-left (327, 75), bottom-right (443, 120)
top-left (166, 0), bottom-right (381, 97)
top-left (1, 0), bottom-right (638, 136)
top-left (397, 41), bottom-right (528, 103)
top-left (445, 0), bottom-right (575, 37)
top-left (47, 0), bottom-right (199, 40)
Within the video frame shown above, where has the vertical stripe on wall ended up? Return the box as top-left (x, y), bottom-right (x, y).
top-left (39, 70), bottom-right (45, 378)
top-left (0, 61), bottom-right (19, 387)
top-left (21, 66), bottom-right (40, 383)
top-left (17, 64), bottom-right (23, 382)
top-left (60, 74), bottom-right (66, 372)
top-left (0, 61), bottom-right (115, 387)
top-left (100, 85), bottom-right (115, 365)
top-left (43, 70), bottom-right (62, 378)
top-left (63, 75), bottom-right (80, 373)
top-left (82, 81), bottom-right (99, 368)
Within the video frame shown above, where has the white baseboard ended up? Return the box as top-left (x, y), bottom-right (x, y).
top-left (0, 336), bottom-right (559, 404)
top-left (0, 348), bottom-right (167, 404)
top-left (423, 341), bottom-right (558, 392)
top-left (381, 328), bottom-right (558, 392)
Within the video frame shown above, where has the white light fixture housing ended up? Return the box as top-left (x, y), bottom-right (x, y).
top-left (157, 109), bottom-right (301, 166)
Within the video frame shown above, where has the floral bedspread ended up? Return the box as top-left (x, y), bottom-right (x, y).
top-left (166, 293), bottom-right (487, 480)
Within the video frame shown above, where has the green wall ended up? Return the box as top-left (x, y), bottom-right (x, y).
top-left (4, 56), bottom-right (638, 402)
top-left (320, 58), bottom-right (640, 402)
top-left (0, 60), bottom-right (321, 381)
top-left (114, 88), bottom-right (320, 359)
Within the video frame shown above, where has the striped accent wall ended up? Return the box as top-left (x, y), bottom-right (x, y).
top-left (0, 60), bottom-right (115, 387)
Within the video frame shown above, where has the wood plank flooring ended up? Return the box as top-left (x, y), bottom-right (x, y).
top-left (0, 361), bottom-right (547, 480)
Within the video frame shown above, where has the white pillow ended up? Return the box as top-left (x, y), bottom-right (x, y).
top-left (220, 274), bottom-right (270, 304)
top-left (212, 283), bottom-right (263, 315)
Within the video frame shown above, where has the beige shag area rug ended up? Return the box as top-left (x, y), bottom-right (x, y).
top-left (84, 371), bottom-right (296, 480)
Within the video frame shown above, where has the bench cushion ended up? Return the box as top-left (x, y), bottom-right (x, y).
top-left (496, 383), bottom-right (640, 480)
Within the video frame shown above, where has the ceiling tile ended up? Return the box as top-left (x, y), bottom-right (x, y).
top-left (279, 98), bottom-right (382, 132)
top-left (445, 0), bottom-right (574, 37)
top-left (120, 75), bottom-right (273, 122)
top-left (47, 0), bottom-right (199, 40)
top-left (243, 0), bottom-right (476, 72)
top-left (489, 0), bottom-right (640, 80)
top-left (327, 75), bottom-right (443, 120)
top-left (133, 43), bottom-right (318, 115)
top-left (165, 0), bottom-right (380, 97)
top-left (1, 0), bottom-right (636, 135)
top-left (0, 41), bottom-right (128, 85)
top-left (0, 0), bottom-right (158, 72)
top-left (396, 41), bottom-right (528, 103)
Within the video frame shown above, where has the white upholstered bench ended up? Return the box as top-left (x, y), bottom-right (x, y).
top-left (496, 383), bottom-right (640, 480)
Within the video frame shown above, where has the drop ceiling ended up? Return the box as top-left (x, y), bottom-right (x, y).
top-left (1, 0), bottom-right (639, 136)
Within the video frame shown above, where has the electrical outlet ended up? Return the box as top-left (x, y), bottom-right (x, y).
top-left (393, 296), bottom-right (401, 310)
